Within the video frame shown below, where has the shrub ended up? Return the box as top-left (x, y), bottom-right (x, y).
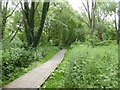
top-left (2, 45), bottom-right (50, 84)
top-left (2, 47), bottom-right (34, 80)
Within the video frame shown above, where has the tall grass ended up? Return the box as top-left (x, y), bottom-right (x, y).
top-left (43, 43), bottom-right (118, 88)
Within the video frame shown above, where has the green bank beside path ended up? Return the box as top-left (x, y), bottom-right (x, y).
top-left (43, 42), bottom-right (118, 88)
top-left (2, 46), bottom-right (59, 86)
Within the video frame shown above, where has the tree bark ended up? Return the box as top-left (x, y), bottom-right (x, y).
top-left (114, 12), bottom-right (119, 44)
top-left (29, 1), bottom-right (35, 44)
top-left (2, 2), bottom-right (8, 38)
top-left (33, 1), bottom-right (50, 47)
top-left (0, 1), bottom-right (2, 41)
top-left (21, 0), bottom-right (49, 47)
top-left (118, 2), bottom-right (120, 89)
top-left (22, 1), bottom-right (33, 46)
top-left (82, 0), bottom-right (96, 45)
top-left (118, 1), bottom-right (120, 45)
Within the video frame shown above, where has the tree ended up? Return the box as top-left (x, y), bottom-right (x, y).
top-left (0, 1), bottom-right (2, 41)
top-left (2, 1), bottom-right (19, 38)
top-left (102, 1), bottom-right (118, 44)
top-left (21, 0), bottom-right (50, 47)
top-left (100, 1), bottom-right (118, 43)
top-left (82, 0), bottom-right (96, 45)
top-left (118, 2), bottom-right (120, 88)
top-left (118, 1), bottom-right (120, 45)
top-left (33, 1), bottom-right (50, 47)
top-left (43, 2), bottom-right (82, 46)
top-left (81, 0), bottom-right (118, 43)
top-left (21, 0), bottom-right (35, 46)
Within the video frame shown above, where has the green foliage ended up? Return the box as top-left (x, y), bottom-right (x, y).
top-left (2, 0), bottom-right (119, 88)
top-left (0, 49), bottom-right (2, 87)
top-left (2, 39), bottom-right (59, 85)
top-left (43, 42), bottom-right (118, 88)
top-left (3, 1), bottom-right (118, 47)
top-left (104, 28), bottom-right (117, 41)
top-left (41, 2), bottom-right (83, 46)
top-left (75, 28), bottom-right (86, 42)
top-left (65, 44), bottom-right (118, 88)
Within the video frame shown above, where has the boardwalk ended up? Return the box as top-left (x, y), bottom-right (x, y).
top-left (3, 49), bottom-right (66, 89)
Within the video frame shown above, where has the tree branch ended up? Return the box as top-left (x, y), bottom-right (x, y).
top-left (82, 1), bottom-right (88, 13)
top-left (10, 22), bottom-right (22, 42)
top-left (82, 0), bottom-right (91, 27)
top-left (33, 1), bottom-right (50, 47)
top-left (20, 2), bottom-right (25, 12)
top-left (114, 12), bottom-right (117, 31)
top-left (79, 16), bottom-right (90, 27)
top-left (6, 2), bottom-right (20, 18)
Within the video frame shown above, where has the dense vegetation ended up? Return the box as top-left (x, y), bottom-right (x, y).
top-left (43, 42), bottom-right (118, 88)
top-left (2, 44), bottom-right (59, 85)
top-left (1, 0), bottom-right (120, 88)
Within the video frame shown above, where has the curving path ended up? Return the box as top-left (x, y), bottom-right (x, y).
top-left (3, 49), bottom-right (67, 89)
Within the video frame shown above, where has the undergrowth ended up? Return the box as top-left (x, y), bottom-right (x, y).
top-left (2, 45), bottom-right (59, 86)
top-left (43, 42), bottom-right (118, 88)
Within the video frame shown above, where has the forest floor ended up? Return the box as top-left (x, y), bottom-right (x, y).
top-left (3, 49), bottom-right (66, 89)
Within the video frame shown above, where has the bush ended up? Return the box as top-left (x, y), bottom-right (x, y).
top-left (2, 47), bottom-right (38, 80)
top-left (2, 44), bottom-right (59, 84)
top-left (2, 39), bottom-right (59, 85)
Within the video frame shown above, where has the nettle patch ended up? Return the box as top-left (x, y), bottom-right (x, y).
top-left (43, 43), bottom-right (118, 88)
top-left (64, 44), bottom-right (118, 88)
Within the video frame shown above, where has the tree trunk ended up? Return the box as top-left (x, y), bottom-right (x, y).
top-left (29, 1), bottom-right (35, 43)
top-left (91, 0), bottom-right (96, 45)
top-left (118, 2), bottom-right (120, 88)
top-left (113, 11), bottom-right (119, 44)
top-left (22, 1), bottom-right (34, 46)
top-left (118, 1), bottom-right (120, 88)
top-left (21, 0), bottom-right (49, 47)
top-left (33, 1), bottom-right (50, 47)
top-left (2, 2), bottom-right (8, 39)
top-left (0, 1), bottom-right (2, 41)
top-left (117, 2), bottom-right (120, 45)
top-left (98, 31), bottom-right (103, 41)
top-left (84, 0), bottom-right (96, 45)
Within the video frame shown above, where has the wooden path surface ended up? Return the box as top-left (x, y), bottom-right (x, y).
top-left (3, 49), bottom-right (66, 89)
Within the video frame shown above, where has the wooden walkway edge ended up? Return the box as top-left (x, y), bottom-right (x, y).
top-left (3, 49), bottom-right (67, 89)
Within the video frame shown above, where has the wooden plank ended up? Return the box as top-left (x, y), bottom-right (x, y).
top-left (3, 49), bottom-right (66, 88)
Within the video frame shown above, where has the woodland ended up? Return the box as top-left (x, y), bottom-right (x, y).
top-left (0, 0), bottom-right (120, 88)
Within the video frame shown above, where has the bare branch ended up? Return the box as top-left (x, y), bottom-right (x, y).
top-left (7, 31), bottom-right (14, 39)
top-left (20, 2), bottom-right (24, 11)
top-left (79, 17), bottom-right (90, 27)
top-left (87, 0), bottom-right (91, 23)
top-left (10, 22), bottom-right (22, 42)
top-left (82, 20), bottom-right (90, 27)
top-left (6, 2), bottom-right (20, 18)
top-left (10, 29), bottom-right (19, 42)
top-left (82, 0), bottom-right (91, 27)
top-left (82, 1), bottom-right (88, 13)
